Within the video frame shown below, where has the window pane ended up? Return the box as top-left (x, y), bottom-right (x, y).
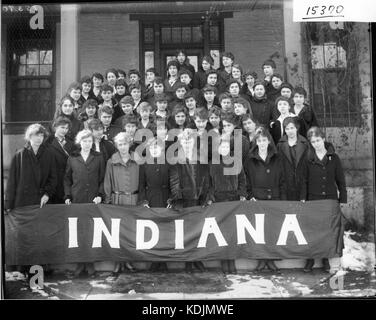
top-left (20, 53), bottom-right (26, 64)
top-left (26, 65), bottom-right (39, 76)
top-left (192, 26), bottom-right (202, 42)
top-left (18, 65), bottom-right (26, 76)
top-left (40, 65), bottom-right (52, 75)
top-left (27, 50), bottom-right (39, 64)
top-left (40, 50), bottom-right (52, 64)
top-left (40, 79), bottom-right (51, 88)
top-left (182, 27), bottom-right (191, 43)
top-left (171, 27), bottom-right (181, 43)
top-left (210, 25), bottom-right (219, 43)
top-left (31, 79), bottom-right (40, 88)
top-left (210, 50), bottom-right (220, 69)
top-left (144, 27), bottom-right (154, 43)
top-left (144, 51), bottom-right (154, 71)
top-left (17, 80), bottom-right (27, 88)
top-left (161, 27), bottom-right (171, 44)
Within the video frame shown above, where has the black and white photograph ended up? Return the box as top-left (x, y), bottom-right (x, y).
top-left (1, 0), bottom-right (375, 303)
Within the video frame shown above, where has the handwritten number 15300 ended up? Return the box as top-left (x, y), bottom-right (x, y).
top-left (306, 5), bottom-right (344, 16)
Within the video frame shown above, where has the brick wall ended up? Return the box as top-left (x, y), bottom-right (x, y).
top-left (224, 8), bottom-right (285, 78)
top-left (79, 13), bottom-right (139, 78)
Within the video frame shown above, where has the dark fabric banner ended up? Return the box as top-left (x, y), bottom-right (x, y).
top-left (5, 200), bottom-right (345, 265)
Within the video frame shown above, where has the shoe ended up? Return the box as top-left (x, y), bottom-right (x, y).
top-left (194, 261), bottom-right (206, 272)
top-left (303, 259), bottom-right (315, 273)
top-left (221, 260), bottom-right (229, 274)
top-left (228, 260), bottom-right (237, 274)
top-left (74, 263), bottom-right (85, 277)
top-left (149, 262), bottom-right (160, 272)
top-left (266, 260), bottom-right (281, 273)
top-left (158, 262), bottom-right (168, 272)
top-left (86, 263), bottom-right (96, 277)
top-left (322, 258), bottom-right (330, 272)
top-left (125, 262), bottom-right (136, 272)
top-left (255, 260), bottom-right (267, 272)
top-left (185, 262), bottom-right (194, 273)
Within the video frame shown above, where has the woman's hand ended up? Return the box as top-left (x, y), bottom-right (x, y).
top-left (65, 199), bottom-right (71, 205)
top-left (40, 194), bottom-right (49, 208)
top-left (143, 203), bottom-right (150, 208)
top-left (300, 200), bottom-right (306, 203)
top-left (250, 197), bottom-right (257, 202)
top-left (93, 196), bottom-right (102, 204)
top-left (240, 196), bottom-right (246, 201)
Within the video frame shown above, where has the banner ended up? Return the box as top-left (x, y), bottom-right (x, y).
top-left (5, 200), bottom-right (344, 265)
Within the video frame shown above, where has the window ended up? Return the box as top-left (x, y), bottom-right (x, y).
top-left (140, 20), bottom-right (223, 76)
top-left (304, 22), bottom-right (360, 127)
top-left (6, 19), bottom-right (55, 124)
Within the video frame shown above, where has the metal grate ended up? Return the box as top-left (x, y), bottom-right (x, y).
top-left (303, 22), bottom-right (360, 128)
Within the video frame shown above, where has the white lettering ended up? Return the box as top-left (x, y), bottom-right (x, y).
top-left (29, 5), bottom-right (44, 30)
top-left (276, 214), bottom-right (308, 245)
top-left (136, 220), bottom-right (159, 250)
top-left (197, 217), bottom-right (228, 248)
top-left (68, 217), bottom-right (78, 248)
top-left (174, 219), bottom-right (184, 249)
top-left (92, 218), bottom-right (120, 248)
top-left (236, 214), bottom-right (265, 244)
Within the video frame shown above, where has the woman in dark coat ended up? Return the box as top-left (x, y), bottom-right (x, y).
top-left (276, 117), bottom-right (309, 201)
top-left (292, 87), bottom-right (319, 136)
top-left (169, 128), bottom-right (209, 273)
top-left (176, 49), bottom-right (196, 79)
top-left (304, 127), bottom-right (347, 273)
top-left (138, 137), bottom-right (172, 272)
top-left (64, 129), bottom-right (105, 205)
top-left (5, 124), bottom-right (57, 211)
top-left (64, 129), bottom-right (105, 277)
top-left (249, 81), bottom-right (274, 128)
top-left (51, 95), bottom-right (82, 142)
top-left (244, 127), bottom-right (286, 273)
top-left (46, 117), bottom-right (76, 204)
top-left (193, 55), bottom-right (214, 90)
top-left (207, 138), bottom-right (247, 274)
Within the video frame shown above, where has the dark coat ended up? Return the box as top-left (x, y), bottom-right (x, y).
top-left (92, 138), bottom-right (117, 163)
top-left (169, 158), bottom-right (210, 206)
top-left (217, 68), bottom-right (232, 88)
top-left (179, 62), bottom-right (196, 78)
top-left (292, 103), bottom-right (319, 136)
top-left (47, 137), bottom-right (77, 203)
top-left (244, 144), bottom-right (287, 200)
top-left (64, 150), bottom-right (105, 203)
top-left (249, 95), bottom-right (274, 127)
top-left (270, 115), bottom-right (307, 145)
top-left (193, 69), bottom-right (209, 90)
top-left (306, 142), bottom-right (347, 203)
top-left (89, 88), bottom-right (104, 105)
top-left (49, 114), bottom-right (82, 143)
top-left (208, 160), bottom-right (247, 202)
top-left (5, 143), bottom-right (57, 210)
top-left (138, 159), bottom-right (171, 207)
top-left (277, 135), bottom-right (309, 200)
top-left (103, 124), bottom-right (122, 143)
top-left (163, 78), bottom-right (181, 96)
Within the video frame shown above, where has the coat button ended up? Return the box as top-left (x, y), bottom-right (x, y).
top-left (267, 195), bottom-right (272, 199)
top-left (266, 169), bottom-right (270, 173)
top-left (323, 177), bottom-right (326, 180)
top-left (322, 191), bottom-right (326, 195)
top-left (267, 189), bottom-right (271, 192)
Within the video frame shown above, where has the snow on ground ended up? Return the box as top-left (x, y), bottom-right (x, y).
top-left (89, 280), bottom-right (112, 289)
top-left (341, 231), bottom-right (375, 272)
top-left (5, 271), bottom-right (26, 281)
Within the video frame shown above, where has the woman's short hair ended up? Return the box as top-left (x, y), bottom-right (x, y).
top-left (105, 68), bottom-right (119, 79)
top-left (114, 132), bottom-right (132, 147)
top-left (24, 123), bottom-right (48, 141)
top-left (53, 116), bottom-right (72, 129)
top-left (167, 60), bottom-right (180, 70)
top-left (75, 129), bottom-right (93, 145)
top-left (275, 96), bottom-right (292, 108)
top-left (254, 126), bottom-right (273, 143)
top-left (252, 80), bottom-right (266, 90)
top-left (282, 116), bottom-right (300, 131)
top-left (307, 126), bottom-right (325, 141)
top-left (87, 118), bottom-right (104, 131)
top-left (271, 73), bottom-right (284, 82)
top-left (241, 113), bottom-right (258, 126)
